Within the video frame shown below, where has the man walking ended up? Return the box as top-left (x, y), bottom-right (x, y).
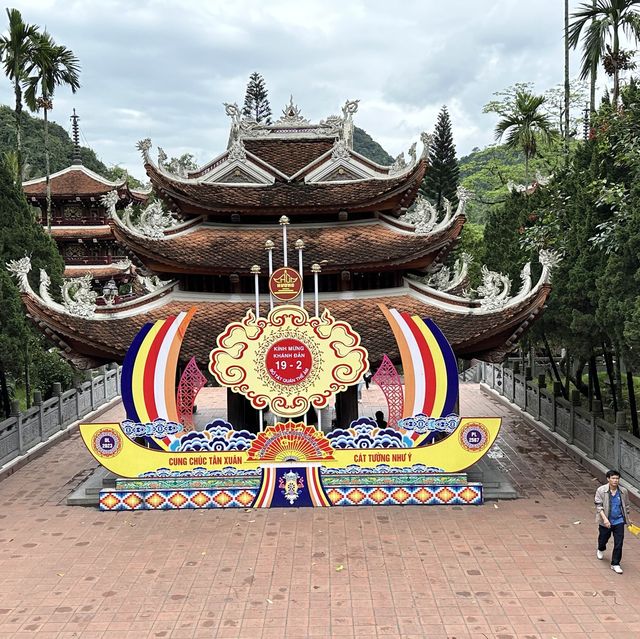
top-left (595, 469), bottom-right (633, 574)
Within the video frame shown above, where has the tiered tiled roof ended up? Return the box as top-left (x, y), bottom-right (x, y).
top-left (23, 165), bottom-right (124, 198)
top-left (243, 139), bottom-right (335, 176)
top-left (109, 217), bottom-right (464, 275)
top-left (19, 283), bottom-right (550, 370)
top-left (146, 160), bottom-right (425, 217)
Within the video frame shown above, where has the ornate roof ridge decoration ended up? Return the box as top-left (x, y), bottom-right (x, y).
top-left (276, 95), bottom-right (310, 124)
top-left (6, 256), bottom-right (95, 317)
top-left (415, 252), bottom-right (474, 292)
top-left (136, 272), bottom-right (173, 293)
top-left (21, 163), bottom-right (126, 189)
top-left (221, 98), bottom-right (360, 141)
top-left (6, 256), bottom-right (32, 293)
top-left (407, 248), bottom-right (560, 316)
top-left (399, 186), bottom-right (471, 235)
top-left (60, 273), bottom-right (98, 317)
top-left (101, 189), bottom-right (179, 240)
top-left (507, 170), bottom-right (553, 194)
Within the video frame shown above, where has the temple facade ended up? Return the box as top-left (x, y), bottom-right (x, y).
top-left (12, 98), bottom-right (558, 417)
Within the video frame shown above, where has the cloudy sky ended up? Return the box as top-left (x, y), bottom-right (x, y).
top-left (0, 1), bottom-right (593, 181)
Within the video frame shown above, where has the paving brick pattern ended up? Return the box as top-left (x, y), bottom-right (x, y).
top-left (0, 385), bottom-right (638, 639)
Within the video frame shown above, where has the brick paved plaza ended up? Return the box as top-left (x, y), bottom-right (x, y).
top-left (0, 385), bottom-right (639, 639)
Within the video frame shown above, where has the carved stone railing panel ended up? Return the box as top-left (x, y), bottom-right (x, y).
top-left (555, 402), bottom-right (571, 439)
top-left (539, 391), bottom-right (554, 428)
top-left (573, 408), bottom-right (592, 453)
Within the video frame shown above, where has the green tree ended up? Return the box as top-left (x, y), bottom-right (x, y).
top-left (24, 30), bottom-right (80, 232)
top-left (242, 72), bottom-right (272, 124)
top-left (165, 153), bottom-right (198, 176)
top-left (494, 90), bottom-right (555, 184)
top-left (421, 106), bottom-right (459, 210)
top-left (0, 156), bottom-right (64, 416)
top-left (569, 0), bottom-right (640, 108)
top-left (0, 8), bottom-right (38, 181)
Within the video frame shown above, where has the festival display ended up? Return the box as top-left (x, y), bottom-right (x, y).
top-left (80, 222), bottom-right (501, 510)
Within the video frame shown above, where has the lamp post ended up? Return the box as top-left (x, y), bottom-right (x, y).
top-left (295, 238), bottom-right (304, 308)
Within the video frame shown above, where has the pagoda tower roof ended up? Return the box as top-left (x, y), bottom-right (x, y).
top-left (140, 98), bottom-right (429, 218)
top-left (23, 164), bottom-right (150, 202)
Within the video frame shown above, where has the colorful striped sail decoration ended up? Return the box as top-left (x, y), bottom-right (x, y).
top-left (120, 308), bottom-right (197, 450)
top-left (377, 304), bottom-right (460, 444)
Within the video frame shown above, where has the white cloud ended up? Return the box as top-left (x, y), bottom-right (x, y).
top-left (0, 0), bottom-right (594, 180)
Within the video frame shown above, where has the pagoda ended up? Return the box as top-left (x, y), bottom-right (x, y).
top-left (22, 110), bottom-right (149, 294)
top-left (10, 98), bottom-right (558, 424)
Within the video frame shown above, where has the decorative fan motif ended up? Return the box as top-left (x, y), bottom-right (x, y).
top-left (247, 422), bottom-right (335, 462)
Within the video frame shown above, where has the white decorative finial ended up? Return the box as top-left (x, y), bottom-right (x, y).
top-left (6, 256), bottom-right (32, 292)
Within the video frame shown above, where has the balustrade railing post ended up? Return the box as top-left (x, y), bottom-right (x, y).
top-left (589, 399), bottom-right (602, 459)
top-left (568, 389), bottom-right (581, 444)
top-left (537, 374), bottom-right (546, 420)
top-left (551, 382), bottom-right (562, 432)
top-left (12, 401), bottom-right (25, 454)
top-left (614, 411), bottom-right (626, 470)
top-left (33, 391), bottom-right (44, 442)
top-left (52, 382), bottom-right (64, 430)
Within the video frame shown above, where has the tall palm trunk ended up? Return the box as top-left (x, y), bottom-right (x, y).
top-left (590, 0), bottom-right (597, 114)
top-left (613, 25), bottom-right (620, 107)
top-left (43, 102), bottom-right (52, 232)
top-left (564, 0), bottom-right (570, 164)
top-left (13, 77), bottom-right (24, 181)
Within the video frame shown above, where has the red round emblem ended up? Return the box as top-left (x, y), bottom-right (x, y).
top-left (266, 338), bottom-right (313, 385)
top-left (269, 267), bottom-right (303, 301)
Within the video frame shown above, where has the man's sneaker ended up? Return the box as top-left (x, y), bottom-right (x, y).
top-left (611, 565), bottom-right (623, 574)
top-left (597, 549), bottom-right (604, 560)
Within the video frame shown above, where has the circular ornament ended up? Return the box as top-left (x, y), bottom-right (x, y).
top-left (265, 338), bottom-right (313, 385)
top-left (459, 422), bottom-right (489, 452)
top-left (91, 428), bottom-right (123, 458)
top-left (269, 267), bottom-right (303, 301)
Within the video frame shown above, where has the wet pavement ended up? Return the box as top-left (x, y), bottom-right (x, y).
top-left (0, 384), bottom-right (638, 639)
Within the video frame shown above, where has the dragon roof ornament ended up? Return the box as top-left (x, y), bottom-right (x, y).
top-left (421, 253), bottom-right (473, 292)
top-left (119, 201), bottom-right (177, 240)
top-left (61, 273), bottom-right (97, 318)
top-left (136, 138), bottom-right (152, 163)
top-left (6, 256), bottom-right (32, 292)
top-left (420, 132), bottom-right (433, 159)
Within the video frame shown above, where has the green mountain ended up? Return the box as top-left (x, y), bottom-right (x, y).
top-left (353, 126), bottom-right (394, 165)
top-left (458, 143), bottom-right (564, 224)
top-left (0, 105), bottom-right (111, 180)
top-left (0, 105), bottom-right (395, 183)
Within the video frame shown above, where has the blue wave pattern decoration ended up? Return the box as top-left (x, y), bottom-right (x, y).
top-left (398, 413), bottom-right (460, 435)
top-left (121, 418), bottom-right (183, 439)
top-left (168, 419), bottom-right (256, 452)
top-left (321, 463), bottom-right (445, 475)
top-left (326, 417), bottom-right (408, 449)
top-left (139, 466), bottom-right (261, 478)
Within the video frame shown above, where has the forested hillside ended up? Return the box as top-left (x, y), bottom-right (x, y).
top-left (0, 106), bottom-right (110, 179)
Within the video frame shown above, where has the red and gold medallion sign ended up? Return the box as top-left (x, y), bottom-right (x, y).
top-left (269, 267), bottom-right (302, 301)
top-left (266, 338), bottom-right (313, 385)
top-left (209, 305), bottom-right (368, 417)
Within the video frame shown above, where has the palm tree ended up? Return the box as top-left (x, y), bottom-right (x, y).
top-left (494, 91), bottom-right (555, 184)
top-left (0, 9), bottom-right (39, 182)
top-left (24, 31), bottom-right (80, 232)
top-left (569, 0), bottom-right (640, 109)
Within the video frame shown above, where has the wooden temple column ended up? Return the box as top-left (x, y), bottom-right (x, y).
top-left (335, 384), bottom-right (359, 428)
top-left (226, 389), bottom-right (260, 433)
